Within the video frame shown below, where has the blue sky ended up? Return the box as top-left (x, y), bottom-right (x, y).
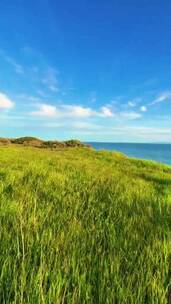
top-left (0, 0), bottom-right (171, 142)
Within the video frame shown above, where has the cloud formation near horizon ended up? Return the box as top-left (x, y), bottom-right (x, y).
top-left (30, 103), bottom-right (115, 118)
top-left (0, 48), bottom-right (171, 143)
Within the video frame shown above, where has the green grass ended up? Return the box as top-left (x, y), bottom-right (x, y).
top-left (0, 146), bottom-right (171, 303)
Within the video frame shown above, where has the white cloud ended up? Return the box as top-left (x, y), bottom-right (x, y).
top-left (62, 105), bottom-right (94, 118)
top-left (140, 106), bottom-right (147, 112)
top-left (29, 100), bottom-right (144, 121)
top-left (0, 92), bottom-right (14, 109)
top-left (100, 106), bottom-right (114, 117)
top-left (31, 104), bottom-right (59, 117)
top-left (63, 105), bottom-right (114, 118)
top-left (30, 103), bottom-right (115, 119)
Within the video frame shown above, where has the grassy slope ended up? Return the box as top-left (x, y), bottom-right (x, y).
top-left (0, 146), bottom-right (171, 304)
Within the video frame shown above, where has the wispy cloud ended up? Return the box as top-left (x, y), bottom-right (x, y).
top-left (0, 92), bottom-right (14, 110)
top-left (70, 122), bottom-right (102, 130)
top-left (37, 90), bottom-right (47, 97)
top-left (0, 50), bottom-right (24, 74)
top-left (126, 90), bottom-right (171, 113)
top-left (42, 67), bottom-right (59, 92)
top-left (127, 97), bottom-right (142, 108)
top-left (5, 56), bottom-right (24, 74)
top-left (42, 122), bottom-right (171, 142)
top-left (17, 94), bottom-right (42, 105)
top-left (150, 91), bottom-right (171, 105)
top-left (128, 101), bottom-right (136, 107)
top-left (45, 121), bottom-right (102, 130)
top-left (121, 111), bottom-right (141, 120)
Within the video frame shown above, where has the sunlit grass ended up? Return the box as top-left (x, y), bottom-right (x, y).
top-left (0, 146), bottom-right (171, 303)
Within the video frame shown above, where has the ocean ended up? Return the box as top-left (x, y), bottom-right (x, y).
top-left (88, 142), bottom-right (171, 166)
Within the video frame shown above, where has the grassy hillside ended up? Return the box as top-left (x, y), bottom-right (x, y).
top-left (0, 146), bottom-right (171, 303)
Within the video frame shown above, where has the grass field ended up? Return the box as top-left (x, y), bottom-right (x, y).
top-left (0, 146), bottom-right (171, 303)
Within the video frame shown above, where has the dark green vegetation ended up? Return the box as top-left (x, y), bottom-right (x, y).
top-left (0, 137), bottom-right (90, 148)
top-left (0, 145), bottom-right (171, 303)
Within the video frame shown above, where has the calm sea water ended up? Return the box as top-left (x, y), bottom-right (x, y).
top-left (88, 142), bottom-right (171, 166)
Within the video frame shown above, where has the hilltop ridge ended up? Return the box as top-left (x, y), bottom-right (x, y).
top-left (0, 136), bottom-right (91, 149)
